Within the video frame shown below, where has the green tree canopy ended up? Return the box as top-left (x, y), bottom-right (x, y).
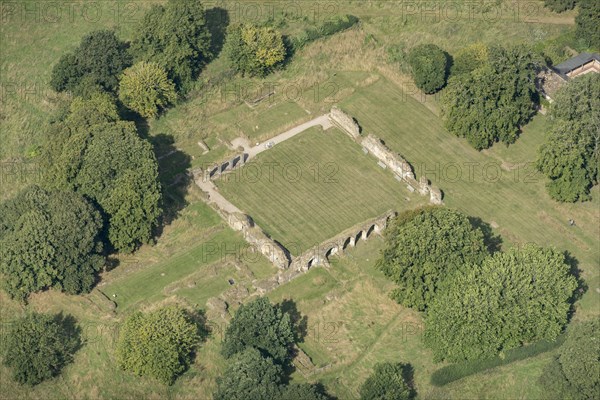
top-left (116, 306), bottom-right (200, 384)
top-left (408, 44), bottom-right (448, 94)
top-left (131, 0), bottom-right (211, 91)
top-left (213, 348), bottom-right (283, 400)
top-left (50, 30), bottom-right (132, 94)
top-left (537, 73), bottom-right (600, 202)
top-left (221, 297), bottom-right (295, 363)
top-left (377, 207), bottom-right (487, 311)
top-left (441, 45), bottom-right (541, 150)
top-left (0, 185), bottom-right (104, 301)
top-left (539, 319), bottom-right (600, 399)
top-left (119, 61), bottom-right (177, 118)
top-left (450, 43), bottom-right (489, 76)
top-left (3, 312), bottom-right (80, 385)
top-left (575, 0), bottom-right (600, 49)
top-left (280, 383), bottom-right (331, 400)
top-left (544, 0), bottom-right (577, 12)
top-left (359, 362), bottom-right (414, 400)
top-left (46, 98), bottom-right (162, 253)
top-left (424, 244), bottom-right (578, 362)
top-left (224, 23), bottom-right (286, 77)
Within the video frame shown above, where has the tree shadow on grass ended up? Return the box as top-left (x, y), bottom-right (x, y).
top-left (53, 313), bottom-right (83, 369)
top-left (468, 216), bottom-right (503, 254)
top-left (278, 298), bottom-right (308, 344)
top-left (563, 251), bottom-right (587, 322)
top-left (206, 7), bottom-right (230, 60)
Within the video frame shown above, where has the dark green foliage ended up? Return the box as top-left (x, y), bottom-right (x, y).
top-left (544, 0), bottom-right (577, 12)
top-left (432, 334), bottom-right (566, 386)
top-left (116, 306), bottom-right (200, 385)
top-left (575, 0), bottom-right (600, 49)
top-left (131, 0), bottom-right (211, 91)
top-left (50, 30), bottom-right (132, 94)
top-left (45, 96), bottom-right (162, 253)
top-left (424, 244), bottom-right (577, 362)
top-left (3, 312), bottom-right (80, 385)
top-left (408, 44), bottom-right (448, 94)
top-left (441, 45), bottom-right (541, 150)
top-left (213, 348), bottom-right (283, 400)
top-left (221, 297), bottom-right (295, 363)
top-left (377, 207), bottom-right (487, 311)
top-left (539, 320), bottom-right (600, 399)
top-left (280, 383), bottom-right (331, 400)
top-left (359, 362), bottom-right (414, 400)
top-left (291, 15), bottom-right (359, 50)
top-left (0, 186), bottom-right (104, 301)
top-left (537, 73), bottom-right (600, 202)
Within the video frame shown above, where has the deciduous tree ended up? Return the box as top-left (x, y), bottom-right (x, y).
top-left (359, 362), bottom-right (414, 400)
top-left (408, 44), bottom-right (448, 94)
top-left (119, 61), bottom-right (177, 118)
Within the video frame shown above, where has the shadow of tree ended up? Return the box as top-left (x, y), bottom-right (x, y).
top-left (206, 7), bottom-right (230, 60)
top-left (563, 250), bottom-right (587, 322)
top-left (278, 298), bottom-right (308, 344)
top-left (468, 216), bottom-right (503, 254)
top-left (53, 312), bottom-right (83, 367)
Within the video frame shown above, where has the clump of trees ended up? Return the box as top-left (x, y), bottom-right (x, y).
top-left (0, 185), bottom-right (104, 301)
top-left (116, 306), bottom-right (201, 384)
top-left (3, 312), bottom-right (80, 385)
top-left (45, 94), bottom-right (162, 253)
top-left (119, 61), bottom-right (177, 118)
top-left (544, 0), bottom-right (577, 13)
top-left (377, 207), bottom-right (487, 311)
top-left (224, 23), bottom-right (286, 77)
top-left (215, 297), bottom-right (331, 400)
top-left (537, 73), bottom-right (599, 202)
top-left (441, 45), bottom-right (541, 150)
top-left (575, 0), bottom-right (600, 49)
top-left (359, 362), bottom-right (415, 400)
top-left (131, 0), bottom-right (211, 91)
top-left (50, 30), bottom-right (132, 95)
top-left (408, 44), bottom-right (449, 94)
top-left (424, 244), bottom-right (577, 362)
top-left (539, 319), bottom-right (600, 399)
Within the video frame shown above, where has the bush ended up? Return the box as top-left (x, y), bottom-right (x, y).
top-left (116, 306), bottom-right (200, 384)
top-left (290, 15), bottom-right (359, 50)
top-left (359, 362), bottom-right (414, 400)
top-left (3, 312), bottom-right (80, 385)
top-left (544, 0), bottom-right (577, 12)
top-left (408, 44), bottom-right (448, 94)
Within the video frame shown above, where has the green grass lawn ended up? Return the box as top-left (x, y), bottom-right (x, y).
top-left (215, 126), bottom-right (426, 255)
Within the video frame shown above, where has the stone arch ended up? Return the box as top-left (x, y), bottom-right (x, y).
top-left (307, 258), bottom-right (315, 269)
top-left (325, 246), bottom-right (338, 259)
top-left (355, 231), bottom-right (363, 244)
top-left (221, 161), bottom-right (230, 173)
top-left (342, 237), bottom-right (352, 250)
top-left (365, 225), bottom-right (375, 238)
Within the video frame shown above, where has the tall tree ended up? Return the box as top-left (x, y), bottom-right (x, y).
top-left (537, 71), bottom-right (600, 202)
top-left (214, 348), bottom-right (283, 400)
top-left (50, 30), bottom-right (132, 94)
top-left (221, 297), bottom-right (295, 363)
top-left (539, 319), bottom-right (600, 399)
top-left (408, 44), bottom-right (448, 94)
top-left (131, 0), bottom-right (211, 91)
top-left (441, 45), bottom-right (541, 150)
top-left (224, 23), bottom-right (286, 77)
top-left (116, 306), bottom-right (200, 384)
top-left (424, 244), bottom-right (577, 362)
top-left (575, 0), bottom-right (600, 49)
top-left (119, 61), bottom-right (177, 118)
top-left (359, 362), bottom-right (414, 400)
top-left (0, 186), bottom-right (104, 301)
top-left (377, 207), bottom-right (487, 311)
top-left (3, 312), bottom-right (80, 385)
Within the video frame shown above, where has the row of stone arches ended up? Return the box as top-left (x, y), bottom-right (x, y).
top-left (209, 153), bottom-right (249, 179)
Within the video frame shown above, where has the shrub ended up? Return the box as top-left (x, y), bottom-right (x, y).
top-left (119, 61), bottom-right (177, 118)
top-left (408, 44), bottom-right (448, 94)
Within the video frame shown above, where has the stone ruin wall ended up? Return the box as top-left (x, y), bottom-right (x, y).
top-left (329, 107), bottom-right (443, 205)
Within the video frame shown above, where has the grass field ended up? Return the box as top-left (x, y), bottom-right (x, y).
top-left (215, 125), bottom-right (426, 254)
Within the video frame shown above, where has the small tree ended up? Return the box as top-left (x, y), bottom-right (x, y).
top-left (544, 0), bottom-right (577, 12)
top-left (359, 362), bottom-right (414, 400)
top-left (424, 244), bottom-right (577, 362)
top-left (214, 348), bottom-right (283, 400)
top-left (539, 320), bottom-right (600, 399)
top-left (119, 61), bottom-right (177, 118)
top-left (3, 312), bottom-right (80, 385)
top-left (221, 297), bottom-right (295, 363)
top-left (377, 207), bottom-right (487, 311)
top-left (450, 43), bottom-right (489, 76)
top-left (280, 383), bottom-right (330, 400)
top-left (50, 30), bottom-right (132, 94)
top-left (575, 0), bottom-right (600, 49)
top-left (116, 306), bottom-right (200, 384)
top-left (224, 23), bottom-right (286, 77)
top-left (408, 44), bottom-right (448, 94)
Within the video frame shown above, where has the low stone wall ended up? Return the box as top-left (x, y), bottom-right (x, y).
top-left (329, 106), bottom-right (361, 140)
top-left (361, 134), bottom-right (415, 180)
top-left (207, 153), bottom-right (249, 180)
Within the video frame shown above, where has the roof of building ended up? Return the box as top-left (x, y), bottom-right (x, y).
top-left (553, 53), bottom-right (600, 78)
